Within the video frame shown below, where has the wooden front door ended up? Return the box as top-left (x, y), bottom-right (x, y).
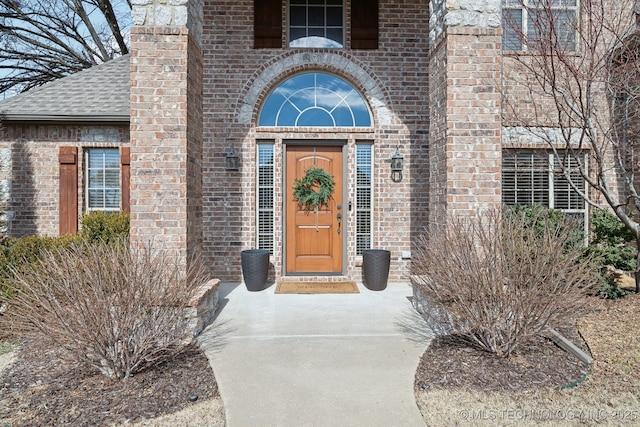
top-left (286, 145), bottom-right (343, 274)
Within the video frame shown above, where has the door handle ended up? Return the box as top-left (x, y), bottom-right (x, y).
top-left (337, 213), bottom-right (342, 234)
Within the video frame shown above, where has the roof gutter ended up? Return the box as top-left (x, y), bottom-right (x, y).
top-left (0, 113), bottom-right (130, 124)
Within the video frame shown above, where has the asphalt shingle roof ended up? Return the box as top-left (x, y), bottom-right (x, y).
top-left (0, 55), bottom-right (130, 123)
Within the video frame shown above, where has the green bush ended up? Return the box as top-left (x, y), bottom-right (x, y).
top-left (503, 204), bottom-right (585, 248)
top-left (503, 204), bottom-right (567, 235)
top-left (0, 211), bottom-right (130, 302)
top-left (80, 211), bottom-right (130, 245)
top-left (587, 208), bottom-right (636, 299)
top-left (0, 234), bottom-right (81, 301)
top-left (589, 208), bottom-right (636, 270)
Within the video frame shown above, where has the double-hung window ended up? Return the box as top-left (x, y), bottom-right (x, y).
top-left (86, 148), bottom-right (120, 212)
top-left (289, 0), bottom-right (344, 48)
top-left (502, 150), bottom-right (586, 223)
top-left (254, 0), bottom-right (378, 49)
top-left (502, 0), bottom-right (578, 51)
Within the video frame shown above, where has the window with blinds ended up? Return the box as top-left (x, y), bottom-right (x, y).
top-left (257, 143), bottom-right (275, 253)
top-left (86, 148), bottom-right (120, 212)
top-left (502, 0), bottom-right (578, 51)
top-left (356, 143), bottom-right (373, 255)
top-left (502, 150), bottom-right (586, 220)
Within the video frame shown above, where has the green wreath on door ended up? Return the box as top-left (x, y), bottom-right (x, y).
top-left (292, 166), bottom-right (335, 212)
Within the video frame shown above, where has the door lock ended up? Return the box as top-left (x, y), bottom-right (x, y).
top-left (337, 213), bottom-right (342, 234)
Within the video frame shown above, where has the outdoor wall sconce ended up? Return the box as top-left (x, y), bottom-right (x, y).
top-left (225, 148), bottom-right (239, 171)
top-left (390, 147), bottom-right (404, 182)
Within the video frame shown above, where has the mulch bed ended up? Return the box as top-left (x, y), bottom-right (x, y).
top-left (0, 340), bottom-right (219, 426)
top-left (415, 325), bottom-right (592, 393)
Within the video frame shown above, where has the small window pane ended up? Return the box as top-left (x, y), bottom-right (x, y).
top-left (297, 109), bottom-right (335, 126)
top-left (308, 27), bottom-right (326, 38)
top-left (502, 9), bottom-right (523, 50)
top-left (309, 6), bottom-right (325, 26)
top-left (290, 28), bottom-right (307, 43)
top-left (326, 7), bottom-right (342, 26)
top-left (291, 6), bottom-right (307, 26)
top-left (325, 28), bottom-right (343, 46)
top-left (555, 10), bottom-right (576, 51)
top-left (552, 0), bottom-right (577, 6)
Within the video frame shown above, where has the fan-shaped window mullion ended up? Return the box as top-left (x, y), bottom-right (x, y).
top-left (259, 72), bottom-right (372, 127)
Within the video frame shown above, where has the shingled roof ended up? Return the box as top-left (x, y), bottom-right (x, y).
top-left (0, 55), bottom-right (130, 124)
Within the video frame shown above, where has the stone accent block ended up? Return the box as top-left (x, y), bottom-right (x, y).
top-left (184, 278), bottom-right (220, 338)
top-left (430, 0), bottom-right (501, 44)
top-left (131, 0), bottom-right (202, 43)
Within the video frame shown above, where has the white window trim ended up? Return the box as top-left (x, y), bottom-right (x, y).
top-left (85, 148), bottom-right (120, 212)
top-left (502, 0), bottom-right (579, 52)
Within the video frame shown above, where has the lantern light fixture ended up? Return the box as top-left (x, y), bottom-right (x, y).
top-left (390, 147), bottom-right (404, 182)
top-left (225, 148), bottom-right (239, 171)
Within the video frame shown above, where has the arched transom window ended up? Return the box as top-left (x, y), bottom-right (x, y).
top-left (258, 72), bottom-right (372, 127)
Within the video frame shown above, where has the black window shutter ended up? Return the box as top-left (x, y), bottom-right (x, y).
top-left (255, 0), bottom-right (282, 48)
top-left (351, 0), bottom-right (378, 50)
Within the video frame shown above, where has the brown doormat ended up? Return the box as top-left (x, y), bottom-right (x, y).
top-left (275, 281), bottom-right (359, 294)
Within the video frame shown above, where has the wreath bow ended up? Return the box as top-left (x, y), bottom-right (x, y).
top-left (292, 166), bottom-right (335, 213)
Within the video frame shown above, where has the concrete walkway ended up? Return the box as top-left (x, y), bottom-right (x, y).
top-left (198, 282), bottom-right (430, 427)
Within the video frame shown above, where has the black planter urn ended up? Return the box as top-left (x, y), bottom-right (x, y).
top-left (241, 249), bottom-right (270, 291)
top-left (362, 249), bottom-right (391, 291)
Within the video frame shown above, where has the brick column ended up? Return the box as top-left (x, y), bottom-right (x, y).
top-left (429, 0), bottom-right (502, 226)
top-left (130, 0), bottom-right (203, 269)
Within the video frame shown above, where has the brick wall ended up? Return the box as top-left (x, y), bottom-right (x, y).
top-left (130, 26), bottom-right (198, 268)
top-left (428, 0), bottom-right (503, 229)
top-left (499, 1), bottom-right (636, 213)
top-left (0, 125), bottom-right (129, 236)
top-left (202, 0), bottom-right (430, 282)
top-left (186, 34), bottom-right (204, 264)
top-left (444, 27), bottom-right (502, 217)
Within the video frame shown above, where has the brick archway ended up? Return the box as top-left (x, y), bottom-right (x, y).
top-left (235, 51), bottom-right (392, 128)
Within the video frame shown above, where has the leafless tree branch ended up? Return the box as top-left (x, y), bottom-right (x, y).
top-left (503, 0), bottom-right (640, 291)
top-left (0, 0), bottom-right (131, 97)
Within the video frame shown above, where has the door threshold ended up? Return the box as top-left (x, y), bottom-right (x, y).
top-left (279, 275), bottom-right (350, 282)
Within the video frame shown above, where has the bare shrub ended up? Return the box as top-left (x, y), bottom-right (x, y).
top-left (412, 209), bottom-right (597, 357)
top-left (1, 242), bottom-right (209, 379)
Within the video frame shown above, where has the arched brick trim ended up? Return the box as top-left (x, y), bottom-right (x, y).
top-left (236, 51), bottom-right (393, 127)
